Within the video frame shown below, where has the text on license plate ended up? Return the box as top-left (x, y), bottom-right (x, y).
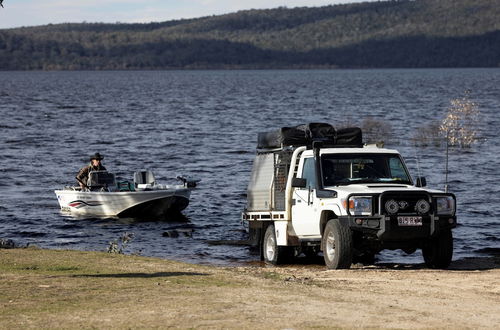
top-left (397, 216), bottom-right (423, 226)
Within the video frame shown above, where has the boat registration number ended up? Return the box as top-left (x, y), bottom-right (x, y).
top-left (397, 216), bottom-right (423, 226)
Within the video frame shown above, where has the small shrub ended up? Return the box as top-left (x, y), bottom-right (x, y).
top-left (411, 122), bottom-right (443, 147)
top-left (360, 117), bottom-right (392, 145)
top-left (440, 92), bottom-right (480, 148)
top-left (107, 232), bottom-right (134, 254)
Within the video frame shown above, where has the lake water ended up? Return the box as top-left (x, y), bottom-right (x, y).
top-left (1, 69), bottom-right (499, 266)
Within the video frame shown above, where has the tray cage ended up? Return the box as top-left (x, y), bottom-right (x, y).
top-left (273, 150), bottom-right (292, 211)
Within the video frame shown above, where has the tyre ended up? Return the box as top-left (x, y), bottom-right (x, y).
top-left (262, 224), bottom-right (290, 265)
top-left (322, 219), bottom-right (353, 269)
top-left (422, 229), bottom-right (453, 269)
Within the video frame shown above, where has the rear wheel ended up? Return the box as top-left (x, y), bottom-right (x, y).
top-left (263, 224), bottom-right (290, 265)
top-left (322, 219), bottom-right (353, 269)
top-left (422, 229), bottom-right (453, 269)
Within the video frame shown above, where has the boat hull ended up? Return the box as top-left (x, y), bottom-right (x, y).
top-left (55, 188), bottom-right (191, 219)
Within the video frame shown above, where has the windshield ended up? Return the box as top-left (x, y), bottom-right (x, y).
top-left (321, 153), bottom-right (412, 186)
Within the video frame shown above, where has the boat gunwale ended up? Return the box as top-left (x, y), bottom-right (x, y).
top-left (54, 188), bottom-right (190, 196)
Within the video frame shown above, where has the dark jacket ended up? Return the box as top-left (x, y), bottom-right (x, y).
top-left (76, 163), bottom-right (107, 186)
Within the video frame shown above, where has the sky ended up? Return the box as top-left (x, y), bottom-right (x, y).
top-left (0, 0), bottom-right (374, 29)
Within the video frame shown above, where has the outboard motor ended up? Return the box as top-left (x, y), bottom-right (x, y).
top-left (177, 176), bottom-right (200, 188)
top-left (134, 170), bottom-right (156, 190)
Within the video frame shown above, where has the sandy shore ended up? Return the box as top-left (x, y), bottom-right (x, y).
top-left (1, 248), bottom-right (499, 329)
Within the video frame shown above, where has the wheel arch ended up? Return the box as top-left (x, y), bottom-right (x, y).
top-left (320, 210), bottom-right (338, 236)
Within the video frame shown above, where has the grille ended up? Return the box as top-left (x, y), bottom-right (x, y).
top-left (380, 193), bottom-right (432, 216)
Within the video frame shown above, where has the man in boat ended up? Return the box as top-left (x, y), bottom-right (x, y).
top-left (76, 152), bottom-right (107, 189)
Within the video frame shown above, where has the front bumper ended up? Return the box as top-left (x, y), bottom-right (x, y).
top-left (338, 214), bottom-right (457, 241)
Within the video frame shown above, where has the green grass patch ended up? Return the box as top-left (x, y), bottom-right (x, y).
top-left (47, 266), bottom-right (82, 272)
top-left (261, 271), bottom-right (282, 280)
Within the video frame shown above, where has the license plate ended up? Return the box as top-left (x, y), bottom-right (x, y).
top-left (397, 216), bottom-right (423, 226)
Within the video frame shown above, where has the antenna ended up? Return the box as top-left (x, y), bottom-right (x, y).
top-left (444, 131), bottom-right (449, 193)
top-left (412, 142), bottom-right (422, 185)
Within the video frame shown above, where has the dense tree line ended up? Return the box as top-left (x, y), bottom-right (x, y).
top-left (0, 0), bottom-right (499, 70)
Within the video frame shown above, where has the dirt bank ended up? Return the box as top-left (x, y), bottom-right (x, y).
top-left (1, 248), bottom-right (499, 329)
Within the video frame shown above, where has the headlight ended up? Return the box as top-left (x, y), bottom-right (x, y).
top-left (435, 196), bottom-right (455, 215)
top-left (415, 199), bottom-right (431, 215)
top-left (344, 196), bottom-right (372, 216)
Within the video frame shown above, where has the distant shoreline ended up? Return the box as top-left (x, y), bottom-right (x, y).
top-left (1, 1), bottom-right (499, 70)
top-left (1, 66), bottom-right (500, 72)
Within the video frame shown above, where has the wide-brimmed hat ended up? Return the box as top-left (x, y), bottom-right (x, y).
top-left (90, 152), bottom-right (104, 161)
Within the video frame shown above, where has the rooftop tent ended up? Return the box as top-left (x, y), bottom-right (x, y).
top-left (336, 127), bottom-right (363, 146)
top-left (257, 123), bottom-right (362, 149)
top-left (257, 126), bottom-right (306, 149)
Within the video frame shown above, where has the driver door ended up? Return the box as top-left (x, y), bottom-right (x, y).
top-left (292, 157), bottom-right (320, 237)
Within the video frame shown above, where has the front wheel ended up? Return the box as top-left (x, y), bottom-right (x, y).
top-left (262, 224), bottom-right (290, 265)
top-left (422, 229), bottom-right (453, 269)
top-left (322, 219), bottom-right (353, 269)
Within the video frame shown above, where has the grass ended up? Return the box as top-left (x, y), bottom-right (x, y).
top-left (1, 247), bottom-right (499, 329)
top-left (0, 247), bottom-right (245, 328)
top-left (261, 271), bottom-right (282, 280)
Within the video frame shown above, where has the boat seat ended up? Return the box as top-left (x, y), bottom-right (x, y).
top-left (87, 171), bottom-right (116, 191)
top-left (134, 170), bottom-right (155, 190)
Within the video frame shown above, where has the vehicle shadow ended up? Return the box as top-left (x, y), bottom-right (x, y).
top-left (370, 257), bottom-right (500, 271)
top-left (72, 271), bottom-right (209, 278)
top-left (447, 257), bottom-right (500, 271)
top-left (280, 255), bottom-right (500, 271)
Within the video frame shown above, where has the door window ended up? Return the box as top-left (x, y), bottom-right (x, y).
top-left (389, 157), bottom-right (407, 181)
top-left (302, 158), bottom-right (316, 189)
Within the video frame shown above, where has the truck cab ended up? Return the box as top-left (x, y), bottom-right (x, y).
top-left (242, 123), bottom-right (456, 269)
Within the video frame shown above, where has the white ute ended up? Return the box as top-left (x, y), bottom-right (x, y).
top-left (242, 123), bottom-right (457, 269)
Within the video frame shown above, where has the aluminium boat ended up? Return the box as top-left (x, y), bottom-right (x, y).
top-left (55, 170), bottom-right (198, 219)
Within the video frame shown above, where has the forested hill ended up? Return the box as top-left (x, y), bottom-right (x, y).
top-left (1, 0), bottom-right (499, 70)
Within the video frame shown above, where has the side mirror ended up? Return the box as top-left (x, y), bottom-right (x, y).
top-left (416, 177), bottom-right (427, 187)
top-left (291, 177), bottom-right (307, 188)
